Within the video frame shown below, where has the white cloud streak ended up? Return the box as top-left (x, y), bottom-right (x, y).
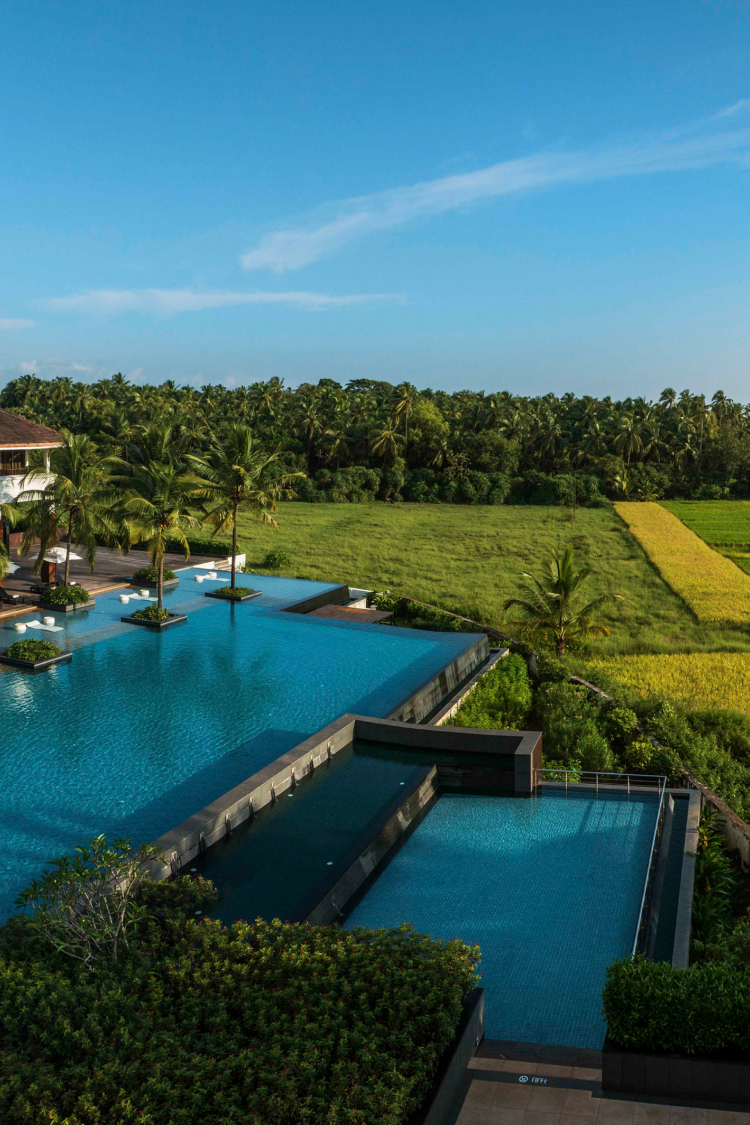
top-left (0, 318), bottom-right (36, 329)
top-left (241, 107), bottom-right (750, 272)
top-left (42, 288), bottom-right (396, 316)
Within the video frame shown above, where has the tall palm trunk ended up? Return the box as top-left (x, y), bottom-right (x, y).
top-left (65, 512), bottom-right (73, 585)
top-left (158, 553), bottom-right (164, 611)
top-left (231, 500), bottom-right (239, 590)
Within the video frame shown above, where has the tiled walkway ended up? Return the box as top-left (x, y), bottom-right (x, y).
top-left (453, 1059), bottom-right (750, 1125)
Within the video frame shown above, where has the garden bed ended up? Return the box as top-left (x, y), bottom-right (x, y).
top-left (38, 598), bottom-right (95, 614)
top-left (121, 613), bottom-right (188, 630)
top-left (602, 1037), bottom-right (750, 1104)
top-left (204, 587), bottom-right (260, 603)
top-left (0, 638), bottom-right (72, 671)
top-left (129, 577), bottom-right (179, 591)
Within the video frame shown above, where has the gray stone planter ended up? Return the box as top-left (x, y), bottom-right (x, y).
top-left (603, 1037), bottom-right (750, 1105)
top-left (121, 613), bottom-right (188, 630)
top-left (204, 589), bottom-right (261, 603)
top-left (414, 989), bottom-right (484, 1125)
top-left (38, 599), bottom-right (95, 614)
top-left (0, 650), bottom-right (72, 671)
top-left (129, 577), bottom-right (179, 591)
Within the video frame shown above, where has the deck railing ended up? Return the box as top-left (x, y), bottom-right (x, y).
top-left (534, 768), bottom-right (668, 957)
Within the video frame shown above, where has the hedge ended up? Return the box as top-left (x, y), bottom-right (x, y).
top-left (39, 584), bottom-right (90, 606)
top-left (0, 877), bottom-right (479, 1124)
top-left (603, 957), bottom-right (750, 1055)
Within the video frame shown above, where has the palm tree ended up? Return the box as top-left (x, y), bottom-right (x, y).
top-left (393, 383), bottom-right (417, 454)
top-left (111, 461), bottom-right (202, 610)
top-left (15, 431), bottom-right (115, 586)
top-left (188, 425), bottom-right (302, 591)
top-left (503, 546), bottom-right (623, 656)
top-left (369, 424), bottom-right (404, 467)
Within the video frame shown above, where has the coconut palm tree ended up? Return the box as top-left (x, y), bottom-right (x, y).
top-left (504, 546), bottom-right (623, 656)
top-left (188, 425), bottom-right (302, 591)
top-left (15, 431), bottom-right (116, 585)
top-left (111, 461), bottom-right (202, 610)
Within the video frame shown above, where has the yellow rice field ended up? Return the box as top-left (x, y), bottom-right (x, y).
top-left (588, 652), bottom-right (750, 715)
top-left (615, 502), bottom-right (750, 625)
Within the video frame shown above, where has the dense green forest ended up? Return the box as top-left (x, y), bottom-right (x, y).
top-left (2, 373), bottom-right (749, 505)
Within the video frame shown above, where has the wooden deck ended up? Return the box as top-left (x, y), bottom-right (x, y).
top-left (307, 605), bottom-right (393, 624)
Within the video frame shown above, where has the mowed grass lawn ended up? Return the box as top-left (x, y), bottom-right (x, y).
top-left (661, 500), bottom-right (750, 576)
top-left (234, 502), bottom-right (750, 654)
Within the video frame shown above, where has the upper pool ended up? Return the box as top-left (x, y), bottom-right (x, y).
top-left (346, 788), bottom-right (660, 1049)
top-left (0, 570), bottom-right (478, 920)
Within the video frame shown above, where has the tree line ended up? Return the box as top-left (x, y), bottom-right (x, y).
top-left (2, 373), bottom-right (749, 505)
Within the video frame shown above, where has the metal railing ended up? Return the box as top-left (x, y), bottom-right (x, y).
top-left (534, 768), bottom-right (668, 957)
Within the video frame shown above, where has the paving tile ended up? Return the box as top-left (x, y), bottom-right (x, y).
top-left (563, 1090), bottom-right (601, 1118)
top-left (457, 1107), bottom-right (491, 1125)
top-left (573, 1068), bottom-right (603, 1082)
top-left (522, 1111), bottom-right (563, 1125)
top-left (537, 1065), bottom-right (575, 1078)
top-left (597, 1101), bottom-right (637, 1123)
top-left (706, 1114), bottom-right (750, 1125)
top-left (465, 1081), bottom-right (497, 1108)
top-left (485, 1109), bottom-right (526, 1125)
top-left (670, 1111), bottom-right (707, 1125)
top-left (633, 1105), bottom-right (671, 1125)
top-left (527, 1088), bottom-right (569, 1113)
top-left (469, 1058), bottom-right (506, 1072)
top-left (492, 1085), bottom-right (533, 1110)
top-left (560, 1117), bottom-right (602, 1125)
top-left (504, 1061), bottom-right (540, 1075)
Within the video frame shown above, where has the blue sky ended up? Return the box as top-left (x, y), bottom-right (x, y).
top-left (1, 0), bottom-right (749, 397)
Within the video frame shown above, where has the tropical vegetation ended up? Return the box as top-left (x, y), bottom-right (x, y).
top-left (4, 374), bottom-right (750, 506)
top-left (39, 584), bottom-right (90, 606)
top-left (132, 565), bottom-right (176, 583)
top-left (131, 604), bottom-right (173, 623)
top-left (0, 861), bottom-right (478, 1125)
top-left (5, 639), bottom-right (61, 662)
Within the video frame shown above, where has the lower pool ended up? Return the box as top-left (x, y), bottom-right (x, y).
top-left (345, 788), bottom-right (660, 1049)
top-left (0, 572), bottom-right (478, 920)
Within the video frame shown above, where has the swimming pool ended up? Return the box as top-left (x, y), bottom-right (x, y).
top-left (345, 788), bottom-right (660, 1049)
top-left (0, 570), bottom-right (478, 920)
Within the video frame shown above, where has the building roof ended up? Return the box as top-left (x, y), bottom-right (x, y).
top-left (0, 408), bottom-right (63, 450)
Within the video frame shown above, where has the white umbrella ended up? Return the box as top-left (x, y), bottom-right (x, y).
top-left (28, 547), bottom-right (83, 564)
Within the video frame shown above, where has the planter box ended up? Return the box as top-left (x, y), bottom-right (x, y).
top-left (121, 614), bottom-right (188, 630)
top-left (204, 589), bottom-right (261, 604)
top-left (38, 599), bottom-right (95, 614)
top-left (129, 577), bottom-right (179, 591)
top-left (412, 989), bottom-right (484, 1125)
top-left (603, 1036), bottom-right (750, 1105)
top-left (0, 650), bottom-right (72, 672)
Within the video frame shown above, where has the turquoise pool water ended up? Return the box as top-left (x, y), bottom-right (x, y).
top-left (0, 570), bottom-right (477, 920)
top-left (346, 789), bottom-right (659, 1049)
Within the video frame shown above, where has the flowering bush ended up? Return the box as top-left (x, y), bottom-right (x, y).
top-left (0, 877), bottom-right (479, 1124)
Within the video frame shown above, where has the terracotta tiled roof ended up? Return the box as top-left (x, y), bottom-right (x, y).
top-left (0, 408), bottom-right (63, 449)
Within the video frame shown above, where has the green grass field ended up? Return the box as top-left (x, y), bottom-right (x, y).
top-left (661, 500), bottom-right (750, 547)
top-left (233, 502), bottom-right (750, 655)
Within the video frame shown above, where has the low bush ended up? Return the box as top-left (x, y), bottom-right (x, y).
top-left (263, 547), bottom-right (292, 570)
top-left (691, 809), bottom-right (747, 957)
top-left (448, 654), bottom-right (532, 730)
top-left (5, 639), bottom-right (61, 662)
top-left (40, 584), bottom-right (90, 606)
top-left (131, 605), bottom-right (171, 622)
top-left (212, 586), bottom-right (256, 598)
top-left (132, 565), bottom-right (176, 583)
top-left (603, 957), bottom-right (750, 1055)
top-left (0, 875), bottom-right (479, 1125)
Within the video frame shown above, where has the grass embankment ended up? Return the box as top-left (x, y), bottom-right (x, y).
top-left (235, 502), bottom-right (750, 654)
top-left (662, 499), bottom-right (750, 576)
top-left (615, 502), bottom-right (750, 625)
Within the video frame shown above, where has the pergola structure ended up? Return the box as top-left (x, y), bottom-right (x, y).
top-left (0, 407), bottom-right (62, 544)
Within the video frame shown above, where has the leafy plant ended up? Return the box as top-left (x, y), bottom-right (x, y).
top-left (263, 546), bottom-right (293, 570)
top-left (39, 583), bottom-right (90, 605)
top-left (534, 653), bottom-right (569, 683)
top-left (504, 544), bottom-right (623, 656)
top-left (371, 589), bottom-right (400, 612)
top-left (15, 836), bottom-right (162, 968)
top-left (6, 638), bottom-right (62, 661)
top-left (212, 585), bottom-right (256, 598)
top-left (131, 604), bottom-right (171, 622)
top-left (448, 654), bottom-right (532, 730)
top-left (133, 565), bottom-right (176, 583)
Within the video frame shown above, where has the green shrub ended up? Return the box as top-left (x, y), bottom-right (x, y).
top-left (211, 586), bottom-right (256, 598)
top-left (263, 547), bottom-right (292, 570)
top-left (0, 877), bottom-right (479, 1125)
top-left (534, 653), bottom-right (569, 684)
top-left (133, 565), bottom-right (176, 583)
top-left (131, 605), bottom-right (171, 622)
top-left (576, 728), bottom-right (616, 772)
top-left (449, 654), bottom-right (532, 730)
top-left (691, 809), bottom-right (746, 955)
top-left (372, 590), bottom-right (400, 613)
top-left (40, 584), bottom-right (89, 606)
top-left (599, 705), bottom-right (639, 748)
top-left (5, 639), bottom-right (62, 662)
top-left (603, 957), bottom-right (750, 1055)
top-left (536, 682), bottom-right (609, 766)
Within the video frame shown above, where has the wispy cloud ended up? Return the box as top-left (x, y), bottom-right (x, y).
top-left (42, 288), bottom-right (396, 315)
top-left (0, 318), bottom-right (36, 329)
top-left (241, 105), bottom-right (750, 272)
